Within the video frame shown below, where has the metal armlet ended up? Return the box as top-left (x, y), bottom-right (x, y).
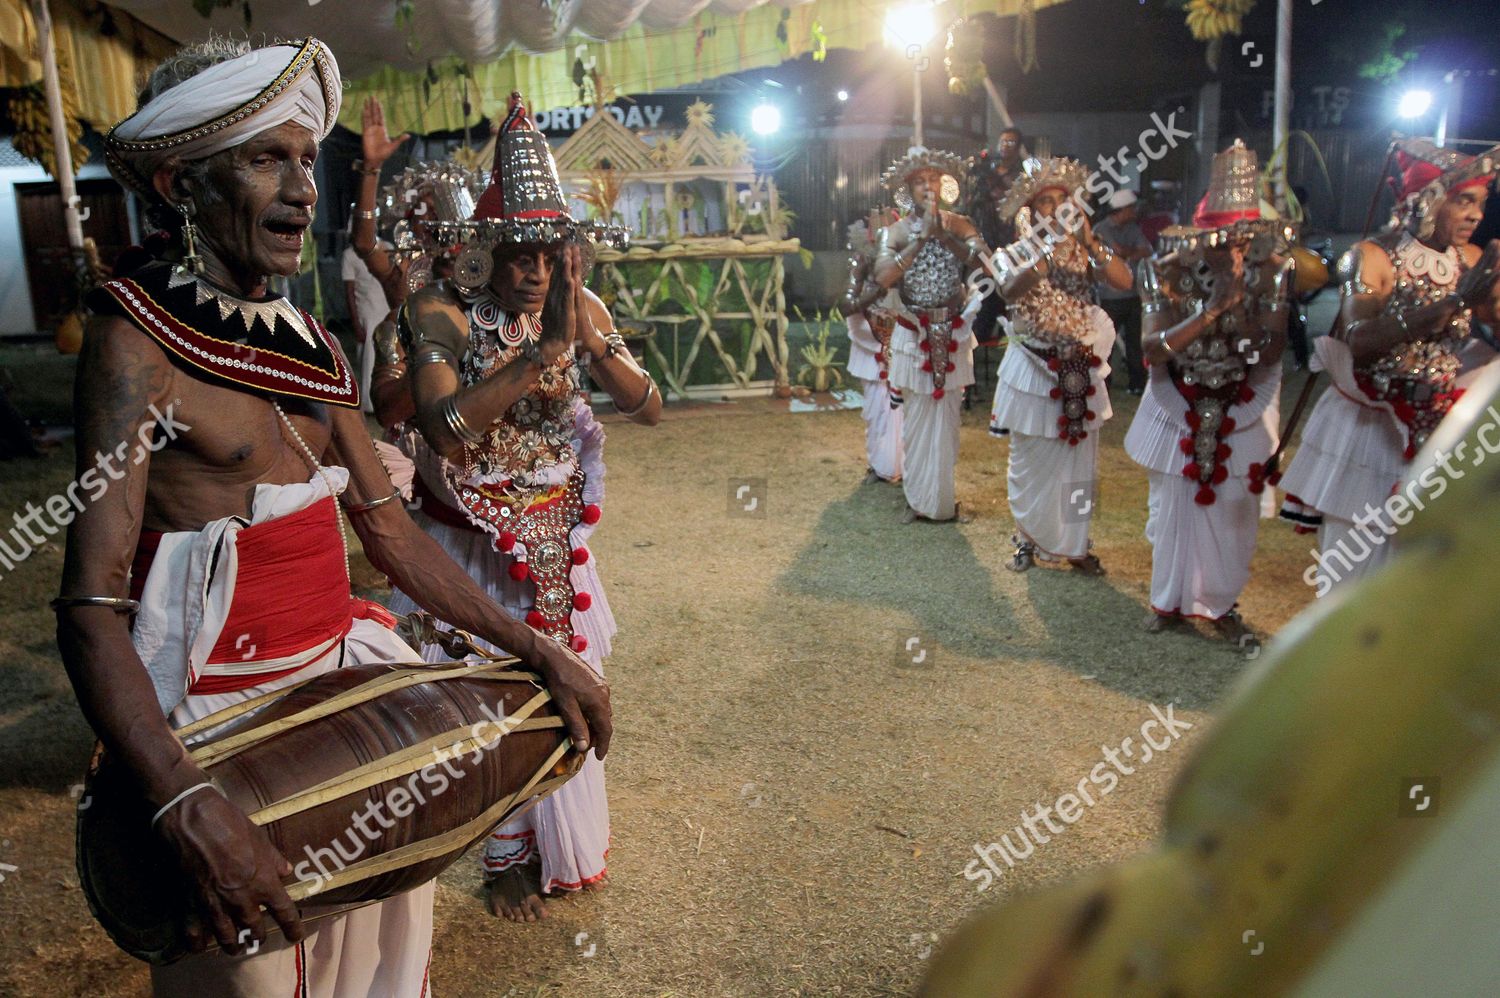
top-left (50, 595), bottom-right (140, 614)
top-left (342, 487), bottom-right (403, 514)
top-left (443, 395), bottom-right (486, 446)
top-left (410, 346), bottom-right (458, 370)
top-left (619, 377), bottom-right (657, 417)
top-left (1157, 328), bottom-right (1176, 357)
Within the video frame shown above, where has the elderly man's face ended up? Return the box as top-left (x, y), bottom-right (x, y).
top-left (1429, 187), bottom-right (1486, 249)
top-left (490, 243), bottom-right (557, 314)
top-left (194, 121), bottom-right (318, 280)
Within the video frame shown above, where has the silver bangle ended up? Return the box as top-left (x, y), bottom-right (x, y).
top-left (50, 595), bottom-right (141, 614)
top-left (342, 487), bottom-right (403, 514)
top-left (443, 395), bottom-right (486, 446)
top-left (619, 377), bottom-right (657, 417)
top-left (1158, 328), bottom-right (1176, 357)
top-left (411, 346), bottom-right (457, 370)
top-left (600, 333), bottom-right (628, 362)
top-left (354, 208), bottom-right (379, 221)
top-left (150, 781), bottom-right (219, 828)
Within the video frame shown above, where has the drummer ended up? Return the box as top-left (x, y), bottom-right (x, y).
top-left (55, 38), bottom-right (610, 995)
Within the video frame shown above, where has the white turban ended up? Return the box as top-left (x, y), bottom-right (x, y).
top-left (105, 38), bottom-right (342, 198)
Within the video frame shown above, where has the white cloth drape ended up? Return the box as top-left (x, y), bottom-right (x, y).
top-left (1144, 471), bottom-right (1262, 619)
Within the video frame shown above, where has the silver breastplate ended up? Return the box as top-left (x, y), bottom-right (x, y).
top-left (1366, 235), bottom-right (1468, 388)
top-left (902, 238), bottom-right (962, 310)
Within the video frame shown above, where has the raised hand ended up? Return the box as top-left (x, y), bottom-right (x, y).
top-left (361, 96), bottom-right (410, 168)
top-left (1206, 245), bottom-right (1247, 316)
top-left (538, 244), bottom-right (580, 366)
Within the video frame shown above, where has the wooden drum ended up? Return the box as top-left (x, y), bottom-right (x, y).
top-left (77, 658), bottom-right (581, 964)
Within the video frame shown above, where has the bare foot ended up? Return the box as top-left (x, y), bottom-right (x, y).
top-left (1143, 611), bottom-right (1179, 633)
top-left (486, 865), bottom-right (548, 922)
top-left (1069, 553), bottom-right (1106, 576)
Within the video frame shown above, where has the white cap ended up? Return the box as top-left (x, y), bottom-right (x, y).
top-left (1107, 189), bottom-right (1138, 211)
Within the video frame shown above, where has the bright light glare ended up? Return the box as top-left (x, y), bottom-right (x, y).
top-left (751, 103), bottom-right (782, 136)
top-left (883, 4), bottom-right (936, 50)
top-left (837, 89), bottom-right (850, 102)
top-left (1397, 89), bottom-right (1434, 118)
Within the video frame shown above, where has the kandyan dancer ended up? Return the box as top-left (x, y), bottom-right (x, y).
top-left (991, 158), bottom-right (1133, 573)
top-left (840, 210), bottom-right (903, 484)
top-left (59, 39), bottom-right (609, 995)
top-left (1125, 140), bottom-right (1294, 646)
top-left (871, 147), bottom-right (988, 523)
top-left (389, 93), bottom-right (657, 921)
top-left (1279, 139), bottom-right (1500, 593)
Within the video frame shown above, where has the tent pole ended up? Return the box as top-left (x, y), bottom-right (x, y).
top-left (1271, 0), bottom-right (1292, 212)
top-left (29, 0), bottom-right (86, 273)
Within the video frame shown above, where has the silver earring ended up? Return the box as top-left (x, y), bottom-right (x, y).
top-left (176, 200), bottom-right (204, 275)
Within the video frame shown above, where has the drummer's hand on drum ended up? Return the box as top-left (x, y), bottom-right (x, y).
top-left (157, 785), bottom-right (304, 954)
top-left (524, 635), bottom-right (613, 759)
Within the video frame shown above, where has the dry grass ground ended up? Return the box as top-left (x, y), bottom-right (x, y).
top-left (0, 348), bottom-right (1323, 997)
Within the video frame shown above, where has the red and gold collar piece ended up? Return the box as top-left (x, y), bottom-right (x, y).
top-left (91, 262), bottom-right (359, 408)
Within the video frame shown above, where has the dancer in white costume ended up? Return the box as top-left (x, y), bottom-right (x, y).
top-left (1126, 140), bottom-right (1295, 648)
top-left (870, 147), bottom-right (990, 522)
top-left (840, 210), bottom-right (903, 483)
top-left (1279, 138), bottom-right (1500, 594)
top-left (391, 93), bottom-right (652, 921)
top-left (992, 158), bottom-right (1134, 573)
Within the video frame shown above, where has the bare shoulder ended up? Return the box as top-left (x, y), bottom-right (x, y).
top-left (408, 282), bottom-right (468, 355)
top-left (77, 314), bottom-right (174, 417)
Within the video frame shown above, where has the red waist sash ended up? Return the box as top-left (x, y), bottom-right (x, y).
top-left (131, 497), bottom-right (386, 695)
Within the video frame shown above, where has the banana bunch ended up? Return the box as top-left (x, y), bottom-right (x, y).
top-left (920, 366), bottom-right (1500, 995)
top-left (1184, 0), bottom-right (1256, 41)
top-left (8, 43), bottom-right (89, 178)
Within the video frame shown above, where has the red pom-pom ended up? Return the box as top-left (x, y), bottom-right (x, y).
top-left (581, 504), bottom-right (602, 525)
top-left (945, 362), bottom-right (955, 373)
top-left (525, 610), bottom-right (545, 628)
top-left (1183, 461), bottom-right (1201, 479)
top-left (1195, 486), bottom-right (1217, 505)
top-left (1049, 387), bottom-right (1062, 399)
top-left (879, 370), bottom-right (888, 380)
top-left (508, 562), bottom-right (530, 582)
top-left (1068, 435), bottom-right (1080, 446)
top-left (919, 313), bottom-right (932, 328)
top-left (1220, 417), bottom-right (1237, 435)
top-left (1185, 411), bottom-right (1201, 430)
top-left (1211, 464), bottom-right (1229, 485)
top-left (497, 531), bottom-right (517, 552)
top-left (1216, 442), bottom-right (1232, 461)
top-left (948, 340), bottom-right (959, 353)
top-left (1238, 384), bottom-right (1255, 404)
top-left (1059, 416), bottom-right (1072, 428)
top-left (1404, 443), bottom-right (1417, 460)
top-left (1180, 384), bottom-right (1200, 402)
top-left (1046, 357), bottom-right (1061, 371)
top-left (1248, 480), bottom-right (1265, 495)
top-left (1087, 354), bottom-right (1102, 367)
top-left (1059, 430), bottom-right (1070, 439)
top-left (951, 317), bottom-right (965, 330)
top-left (571, 635), bottom-right (589, 653)
top-left (1084, 409), bottom-right (1096, 421)
top-left (1078, 430), bottom-right (1088, 440)
top-left (1179, 437), bottom-right (1195, 455)
top-left (1085, 385), bottom-right (1097, 397)
top-left (919, 340), bottom-right (931, 353)
top-left (933, 388), bottom-right (945, 400)
top-left (571, 547), bottom-right (590, 566)
top-left (1267, 471), bottom-right (1283, 486)
top-left (921, 359), bottom-right (933, 372)
top-left (573, 591), bottom-right (592, 611)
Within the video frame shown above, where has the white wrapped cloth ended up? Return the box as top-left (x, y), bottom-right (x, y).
top-left (106, 39), bottom-right (341, 197)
